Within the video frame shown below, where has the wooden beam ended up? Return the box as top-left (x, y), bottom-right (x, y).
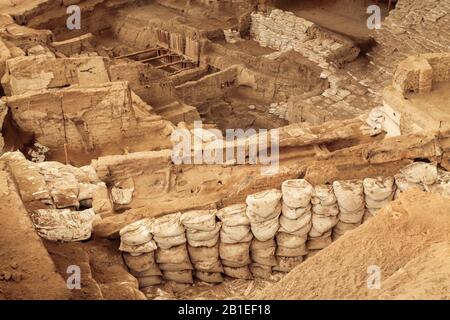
top-left (115, 47), bottom-right (165, 59)
top-left (139, 53), bottom-right (178, 63)
top-left (155, 60), bottom-right (186, 69)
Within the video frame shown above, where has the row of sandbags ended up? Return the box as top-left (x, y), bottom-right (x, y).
top-left (118, 162), bottom-right (449, 288)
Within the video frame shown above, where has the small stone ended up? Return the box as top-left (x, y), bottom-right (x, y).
top-left (12, 273), bottom-right (22, 282)
top-left (248, 104), bottom-right (256, 110)
top-left (3, 272), bottom-right (12, 281)
top-left (11, 262), bottom-right (18, 269)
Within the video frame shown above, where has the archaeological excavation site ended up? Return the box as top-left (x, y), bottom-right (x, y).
top-left (0, 0), bottom-right (449, 302)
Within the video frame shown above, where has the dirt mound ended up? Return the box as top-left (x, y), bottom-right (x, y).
top-left (257, 190), bottom-right (450, 299)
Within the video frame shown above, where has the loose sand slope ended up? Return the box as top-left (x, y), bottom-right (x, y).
top-left (258, 190), bottom-right (450, 300)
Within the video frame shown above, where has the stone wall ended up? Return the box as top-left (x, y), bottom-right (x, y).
top-left (250, 9), bottom-right (360, 68)
top-left (4, 81), bottom-right (174, 153)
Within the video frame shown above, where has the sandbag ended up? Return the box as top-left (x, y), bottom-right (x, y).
top-left (188, 244), bottom-right (223, 272)
top-left (273, 256), bottom-right (303, 272)
top-left (333, 221), bottom-right (361, 235)
top-left (338, 209), bottom-right (365, 224)
top-left (250, 263), bottom-right (272, 280)
top-left (307, 231), bottom-right (332, 250)
top-left (246, 189), bottom-right (282, 217)
top-left (223, 266), bottom-right (253, 280)
top-left (333, 180), bottom-right (365, 213)
top-left (186, 222), bottom-right (221, 242)
top-left (279, 212), bottom-right (311, 234)
top-left (123, 252), bottom-right (156, 273)
top-left (365, 196), bottom-right (392, 210)
top-left (156, 244), bottom-right (191, 265)
top-left (281, 179), bottom-right (314, 208)
top-left (158, 262), bottom-right (193, 271)
top-left (219, 241), bottom-right (251, 267)
top-left (311, 185), bottom-right (336, 206)
top-left (181, 210), bottom-right (217, 231)
top-left (280, 220), bottom-right (312, 237)
top-left (246, 202), bottom-right (282, 222)
top-left (276, 244), bottom-right (308, 257)
top-left (251, 239), bottom-right (277, 266)
top-left (281, 203), bottom-right (311, 220)
top-left (250, 215), bottom-right (280, 241)
top-left (399, 162), bottom-right (438, 185)
top-left (119, 240), bottom-right (158, 254)
top-left (217, 204), bottom-right (249, 226)
top-left (130, 266), bottom-right (162, 277)
top-left (137, 276), bottom-right (162, 288)
top-left (153, 233), bottom-right (186, 249)
top-left (312, 214), bottom-right (338, 234)
top-left (153, 212), bottom-right (185, 237)
top-left (312, 203), bottom-right (339, 216)
top-left (394, 173), bottom-right (425, 196)
top-left (363, 177), bottom-right (395, 201)
top-left (162, 270), bottom-right (193, 284)
top-left (220, 224), bottom-right (253, 244)
top-left (31, 208), bottom-right (99, 242)
top-left (276, 232), bottom-right (307, 248)
top-left (195, 271), bottom-right (224, 283)
top-left (119, 218), bottom-right (153, 246)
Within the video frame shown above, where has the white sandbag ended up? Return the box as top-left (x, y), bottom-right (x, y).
top-left (162, 270), bottom-right (193, 284)
top-left (279, 212), bottom-right (312, 234)
top-left (394, 173), bottom-right (424, 194)
top-left (219, 241), bottom-right (251, 267)
top-left (153, 213), bottom-right (185, 238)
top-left (246, 189), bottom-right (282, 217)
top-left (276, 232), bottom-right (307, 248)
top-left (250, 263), bottom-right (272, 280)
top-left (281, 202), bottom-right (311, 220)
top-left (365, 196), bottom-right (392, 210)
top-left (339, 209), bottom-right (365, 224)
top-left (119, 240), bottom-right (158, 254)
top-left (280, 220), bottom-right (312, 237)
top-left (312, 203), bottom-right (339, 216)
top-left (186, 222), bottom-right (221, 242)
top-left (123, 252), bottom-right (157, 273)
top-left (156, 244), bottom-right (191, 265)
top-left (119, 218), bottom-right (153, 246)
top-left (195, 271), bottom-right (224, 283)
top-left (153, 233), bottom-right (186, 249)
top-left (281, 179), bottom-right (314, 208)
top-left (246, 202), bottom-right (282, 222)
top-left (220, 224), bottom-right (253, 244)
top-left (181, 210), bottom-right (217, 231)
top-left (312, 214), bottom-right (338, 234)
top-left (250, 215), bottom-right (280, 241)
top-left (273, 256), bottom-right (303, 272)
top-left (333, 180), bottom-right (365, 213)
top-left (217, 204), bottom-right (249, 226)
top-left (32, 208), bottom-right (99, 242)
top-left (311, 185), bottom-right (336, 206)
top-left (223, 266), bottom-right (253, 280)
top-left (111, 187), bottom-right (134, 205)
top-left (400, 162), bottom-right (438, 185)
top-left (363, 177), bottom-right (395, 201)
top-left (426, 181), bottom-right (450, 198)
